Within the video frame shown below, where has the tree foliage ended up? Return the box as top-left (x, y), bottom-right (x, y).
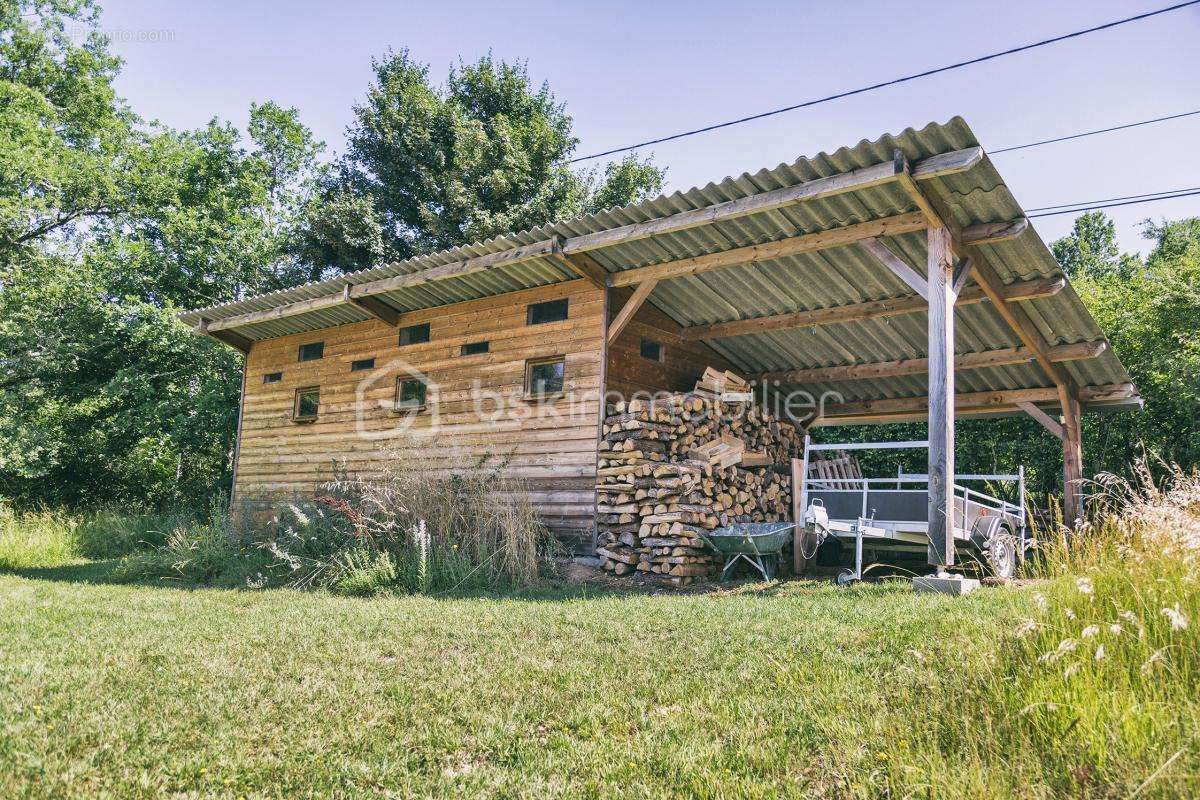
top-left (0, 3), bottom-right (664, 509)
top-left (300, 51), bottom-right (663, 269)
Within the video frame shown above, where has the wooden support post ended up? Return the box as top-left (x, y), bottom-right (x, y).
top-left (927, 226), bottom-right (957, 567)
top-left (792, 447), bottom-right (812, 575)
top-left (1060, 386), bottom-right (1084, 526)
top-left (607, 279), bottom-right (659, 343)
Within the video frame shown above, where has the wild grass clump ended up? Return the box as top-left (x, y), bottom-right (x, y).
top-left (75, 509), bottom-right (194, 559)
top-left (0, 507), bottom-right (78, 570)
top-left (255, 452), bottom-right (554, 595)
top-left (884, 460), bottom-right (1200, 798)
top-left (109, 450), bottom-right (554, 596)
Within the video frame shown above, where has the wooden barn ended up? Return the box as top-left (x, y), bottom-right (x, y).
top-left (181, 119), bottom-right (1139, 561)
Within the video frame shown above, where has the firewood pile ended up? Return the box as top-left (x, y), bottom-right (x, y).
top-left (595, 369), bottom-right (802, 585)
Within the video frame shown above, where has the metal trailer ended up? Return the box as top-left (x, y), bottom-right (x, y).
top-left (797, 438), bottom-right (1027, 584)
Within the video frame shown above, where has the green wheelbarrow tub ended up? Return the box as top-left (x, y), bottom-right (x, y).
top-left (703, 523), bottom-right (795, 555)
top-left (701, 523), bottom-right (796, 581)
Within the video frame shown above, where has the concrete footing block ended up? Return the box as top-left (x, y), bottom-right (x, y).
top-left (912, 573), bottom-right (980, 596)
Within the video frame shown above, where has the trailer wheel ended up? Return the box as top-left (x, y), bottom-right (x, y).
top-left (985, 531), bottom-right (1018, 579)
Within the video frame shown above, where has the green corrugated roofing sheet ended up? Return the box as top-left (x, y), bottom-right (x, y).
top-left (179, 117), bottom-right (1137, 408)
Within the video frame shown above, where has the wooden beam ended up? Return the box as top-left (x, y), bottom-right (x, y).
top-left (758, 340), bottom-right (1106, 384)
top-left (926, 226), bottom-right (956, 567)
top-left (858, 236), bottom-right (927, 300)
top-left (607, 279), bottom-right (659, 343)
top-left (819, 383), bottom-right (1135, 419)
top-left (342, 285), bottom-right (400, 326)
top-left (565, 148), bottom-right (981, 256)
top-left (608, 212), bottom-right (926, 288)
top-left (962, 217), bottom-right (1029, 245)
top-left (681, 276), bottom-right (1065, 341)
top-left (206, 239), bottom-right (561, 332)
top-left (951, 258), bottom-right (974, 295)
top-left (545, 246), bottom-right (609, 290)
top-left (1060, 386), bottom-right (1084, 525)
top-left (352, 238), bottom-right (561, 296)
top-left (196, 319), bottom-right (252, 353)
top-left (1017, 401), bottom-right (1064, 440)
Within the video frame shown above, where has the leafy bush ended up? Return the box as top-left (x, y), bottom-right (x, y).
top-left (0, 508), bottom-right (78, 570)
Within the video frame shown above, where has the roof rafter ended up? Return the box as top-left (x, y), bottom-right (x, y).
top-left (757, 340), bottom-right (1106, 384)
top-left (680, 276), bottom-right (1065, 341)
top-left (815, 382), bottom-right (1136, 424)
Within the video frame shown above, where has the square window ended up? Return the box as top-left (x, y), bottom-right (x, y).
top-left (399, 323), bottom-right (430, 346)
top-left (293, 387), bottom-right (319, 421)
top-left (460, 340), bottom-right (489, 356)
top-left (263, 371), bottom-right (282, 384)
top-left (395, 377), bottom-right (427, 411)
top-left (526, 298), bottom-right (568, 325)
top-left (639, 338), bottom-right (664, 362)
top-left (298, 341), bottom-right (324, 362)
top-left (525, 357), bottom-right (565, 398)
top-left (350, 358), bottom-right (375, 372)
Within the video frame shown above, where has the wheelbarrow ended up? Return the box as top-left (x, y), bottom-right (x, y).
top-left (700, 522), bottom-right (796, 582)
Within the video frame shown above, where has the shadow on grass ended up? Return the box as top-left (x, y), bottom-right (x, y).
top-left (1, 557), bottom-right (852, 604)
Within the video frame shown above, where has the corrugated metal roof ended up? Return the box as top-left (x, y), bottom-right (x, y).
top-left (180, 117), bottom-right (1136, 407)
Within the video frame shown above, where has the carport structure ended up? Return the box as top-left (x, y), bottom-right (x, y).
top-left (189, 118), bottom-right (1139, 569)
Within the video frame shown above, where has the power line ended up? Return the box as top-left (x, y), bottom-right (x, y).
top-left (992, 109), bottom-right (1200, 155)
top-left (1027, 186), bottom-right (1200, 213)
top-left (1028, 188), bottom-right (1200, 218)
top-left (569, 1), bottom-right (1200, 163)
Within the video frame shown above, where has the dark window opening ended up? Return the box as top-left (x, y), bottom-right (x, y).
top-left (460, 340), bottom-right (489, 356)
top-left (350, 358), bottom-right (375, 372)
top-left (395, 377), bottom-right (427, 411)
top-left (298, 341), bottom-right (324, 362)
top-left (263, 371), bottom-right (282, 384)
top-left (639, 338), bottom-right (665, 362)
top-left (525, 357), bottom-right (565, 398)
top-left (526, 298), bottom-right (568, 325)
top-left (398, 323), bottom-right (430, 345)
top-left (293, 387), bottom-right (319, 421)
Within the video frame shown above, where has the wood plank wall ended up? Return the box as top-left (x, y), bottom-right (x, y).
top-left (235, 279), bottom-right (606, 541)
top-left (605, 292), bottom-right (737, 398)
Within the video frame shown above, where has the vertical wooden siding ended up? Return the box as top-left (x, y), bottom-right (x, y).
top-left (235, 279), bottom-right (606, 540)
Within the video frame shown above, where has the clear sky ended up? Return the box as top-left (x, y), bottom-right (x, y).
top-left (95, 0), bottom-right (1200, 256)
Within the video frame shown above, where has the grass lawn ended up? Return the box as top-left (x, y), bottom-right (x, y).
top-left (0, 564), bottom-right (1032, 799)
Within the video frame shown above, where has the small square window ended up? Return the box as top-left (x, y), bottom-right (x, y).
top-left (526, 298), bottom-right (568, 325)
top-left (298, 341), bottom-right (324, 362)
top-left (460, 340), bottom-right (489, 356)
top-left (399, 323), bottom-right (430, 346)
top-left (525, 357), bottom-right (565, 398)
top-left (293, 387), bottom-right (319, 421)
top-left (639, 338), bottom-right (664, 362)
top-left (263, 371), bottom-right (282, 384)
top-left (350, 358), bottom-right (375, 372)
top-left (395, 377), bottom-right (427, 411)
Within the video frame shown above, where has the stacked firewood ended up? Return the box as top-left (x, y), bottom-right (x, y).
top-left (594, 374), bottom-right (802, 585)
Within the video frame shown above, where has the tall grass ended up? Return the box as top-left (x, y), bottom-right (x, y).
top-left (111, 449), bottom-right (555, 595)
top-left (884, 461), bottom-right (1200, 798)
top-left (0, 508), bottom-right (77, 570)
